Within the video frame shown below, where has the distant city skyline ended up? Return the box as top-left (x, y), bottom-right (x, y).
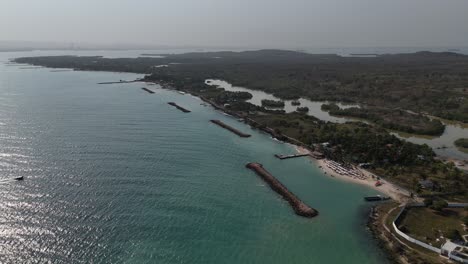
top-left (1, 0), bottom-right (468, 48)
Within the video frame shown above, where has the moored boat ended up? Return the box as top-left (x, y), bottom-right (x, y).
top-left (364, 195), bottom-right (390, 201)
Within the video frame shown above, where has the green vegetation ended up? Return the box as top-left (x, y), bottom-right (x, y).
top-left (397, 207), bottom-right (468, 248)
top-left (320, 103), bottom-right (337, 111)
top-left (322, 103), bottom-right (445, 135)
top-left (296, 106), bottom-right (309, 112)
top-left (454, 138), bottom-right (468, 153)
top-left (261, 99), bottom-right (285, 108)
top-left (291, 100), bottom-right (301, 106)
top-left (430, 199), bottom-right (448, 212)
top-left (213, 91), bottom-right (252, 105)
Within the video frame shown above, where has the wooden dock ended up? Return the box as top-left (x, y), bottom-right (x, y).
top-left (98, 80), bottom-right (137, 85)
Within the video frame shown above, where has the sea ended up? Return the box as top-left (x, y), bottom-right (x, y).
top-left (2, 47), bottom-right (461, 263)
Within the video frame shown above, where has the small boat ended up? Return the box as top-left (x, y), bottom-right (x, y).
top-left (14, 176), bottom-right (24, 181)
top-left (375, 180), bottom-right (382, 187)
top-left (178, 91), bottom-right (186, 95)
top-left (364, 195), bottom-right (390, 202)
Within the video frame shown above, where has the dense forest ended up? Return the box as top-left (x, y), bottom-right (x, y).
top-left (321, 103), bottom-right (446, 135)
top-left (261, 99), bottom-right (285, 108)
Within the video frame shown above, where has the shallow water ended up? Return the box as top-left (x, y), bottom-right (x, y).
top-left (0, 51), bottom-right (389, 263)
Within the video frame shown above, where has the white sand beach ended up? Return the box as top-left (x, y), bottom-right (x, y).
top-left (295, 146), bottom-right (414, 203)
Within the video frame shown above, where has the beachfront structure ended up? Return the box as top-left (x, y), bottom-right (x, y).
top-left (419, 179), bottom-right (435, 189)
top-left (358, 163), bottom-right (372, 168)
top-left (441, 241), bottom-right (468, 263)
top-left (310, 151), bottom-right (324, 159)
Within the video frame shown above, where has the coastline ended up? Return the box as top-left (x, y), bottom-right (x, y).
top-left (295, 146), bottom-right (412, 203)
top-left (23, 63), bottom-right (416, 203)
top-left (149, 75), bottom-right (415, 204)
top-left (14, 63), bottom-right (427, 263)
top-left (13, 56), bottom-right (465, 264)
top-left (146, 79), bottom-right (414, 203)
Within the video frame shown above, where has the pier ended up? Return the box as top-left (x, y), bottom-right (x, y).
top-left (168, 102), bottom-right (191, 113)
top-left (141, 87), bottom-right (155, 94)
top-left (246, 163), bottom-right (318, 218)
top-left (210, 120), bottom-right (251, 138)
top-left (50, 69), bottom-right (72, 72)
top-left (274, 153), bottom-right (309, 160)
top-left (98, 80), bottom-right (137, 85)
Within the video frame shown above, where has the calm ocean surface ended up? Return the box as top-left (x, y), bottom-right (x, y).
top-left (0, 51), bottom-right (390, 263)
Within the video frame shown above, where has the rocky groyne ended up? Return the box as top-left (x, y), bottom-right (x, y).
top-left (246, 162), bottom-right (318, 218)
top-left (210, 120), bottom-right (251, 138)
top-left (141, 87), bottom-right (155, 94)
top-left (168, 102), bottom-right (191, 113)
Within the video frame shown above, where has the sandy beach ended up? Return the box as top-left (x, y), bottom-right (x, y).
top-left (295, 146), bottom-right (413, 203)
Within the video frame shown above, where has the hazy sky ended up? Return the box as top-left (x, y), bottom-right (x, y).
top-left (1, 0), bottom-right (468, 48)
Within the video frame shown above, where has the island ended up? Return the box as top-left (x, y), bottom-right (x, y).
top-left (296, 106), bottom-right (309, 113)
top-left (261, 99), bottom-right (285, 108)
top-left (455, 138), bottom-right (468, 153)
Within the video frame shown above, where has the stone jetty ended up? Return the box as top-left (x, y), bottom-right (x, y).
top-left (210, 120), bottom-right (251, 138)
top-left (246, 162), bottom-right (318, 218)
top-left (168, 102), bottom-right (191, 113)
top-left (141, 87), bottom-right (155, 94)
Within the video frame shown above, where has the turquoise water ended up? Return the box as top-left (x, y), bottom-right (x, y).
top-left (0, 52), bottom-right (388, 263)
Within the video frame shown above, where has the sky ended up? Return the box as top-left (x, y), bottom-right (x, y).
top-left (1, 0), bottom-right (468, 48)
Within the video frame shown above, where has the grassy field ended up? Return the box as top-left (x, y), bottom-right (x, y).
top-left (373, 202), bottom-right (448, 264)
top-left (398, 207), bottom-right (467, 248)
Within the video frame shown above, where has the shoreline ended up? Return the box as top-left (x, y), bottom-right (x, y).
top-left (14, 63), bottom-right (436, 263)
top-left (295, 146), bottom-right (412, 203)
top-left (138, 79), bottom-right (415, 204)
top-left (12, 63), bottom-right (422, 202)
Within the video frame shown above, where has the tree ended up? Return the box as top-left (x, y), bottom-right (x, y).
top-left (423, 197), bottom-right (433, 207)
top-left (463, 216), bottom-right (468, 226)
top-left (446, 229), bottom-right (462, 241)
top-left (430, 200), bottom-right (448, 212)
